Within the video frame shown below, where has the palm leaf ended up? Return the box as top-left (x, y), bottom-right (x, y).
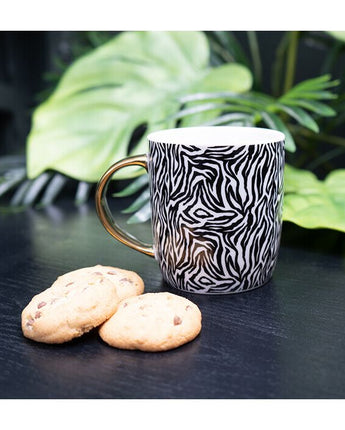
top-left (260, 111), bottom-right (296, 151)
top-left (112, 174), bottom-right (149, 197)
top-left (38, 174), bottom-right (69, 207)
top-left (281, 99), bottom-right (336, 116)
top-left (274, 104), bottom-right (319, 132)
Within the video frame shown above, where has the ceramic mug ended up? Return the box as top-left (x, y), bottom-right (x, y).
top-left (95, 126), bottom-right (285, 294)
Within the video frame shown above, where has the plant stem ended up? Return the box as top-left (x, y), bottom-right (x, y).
top-left (247, 31), bottom-right (262, 89)
top-left (321, 40), bottom-right (343, 75)
top-left (283, 31), bottom-right (299, 94)
top-left (208, 39), bottom-right (234, 63)
top-left (305, 146), bottom-right (345, 171)
top-left (272, 32), bottom-right (289, 97)
top-left (290, 124), bottom-right (345, 148)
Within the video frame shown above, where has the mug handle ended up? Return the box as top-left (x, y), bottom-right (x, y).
top-left (95, 154), bottom-right (155, 258)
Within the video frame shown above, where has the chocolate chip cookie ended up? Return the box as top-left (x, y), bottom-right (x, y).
top-left (98, 292), bottom-right (202, 352)
top-left (22, 271), bottom-right (119, 343)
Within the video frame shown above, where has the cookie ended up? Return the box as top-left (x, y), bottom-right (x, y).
top-left (53, 265), bottom-right (144, 301)
top-left (99, 292), bottom-right (202, 352)
top-left (21, 272), bottom-right (119, 344)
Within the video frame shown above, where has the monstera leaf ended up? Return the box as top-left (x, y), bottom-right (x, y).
top-left (283, 164), bottom-right (345, 232)
top-left (327, 31), bottom-right (345, 42)
top-left (27, 31), bottom-right (252, 182)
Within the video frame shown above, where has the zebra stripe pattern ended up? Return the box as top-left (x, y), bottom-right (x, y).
top-left (148, 139), bottom-right (285, 294)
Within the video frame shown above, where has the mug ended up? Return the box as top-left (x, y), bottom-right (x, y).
top-left (95, 126), bottom-right (285, 294)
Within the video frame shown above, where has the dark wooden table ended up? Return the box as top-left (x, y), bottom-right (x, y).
top-left (1, 199), bottom-right (344, 399)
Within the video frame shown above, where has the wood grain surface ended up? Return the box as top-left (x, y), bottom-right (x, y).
top-left (0, 201), bottom-right (344, 398)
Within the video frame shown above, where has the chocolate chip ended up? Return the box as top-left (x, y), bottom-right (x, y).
top-left (120, 277), bottom-right (133, 283)
top-left (35, 311), bottom-right (42, 319)
top-left (107, 271), bottom-right (117, 275)
top-left (65, 282), bottom-right (74, 287)
top-left (93, 271), bottom-right (103, 276)
top-left (50, 298), bottom-right (59, 304)
top-left (185, 305), bottom-right (191, 311)
top-left (26, 317), bottom-right (34, 327)
top-left (173, 315), bottom-right (182, 326)
top-left (123, 302), bottom-right (128, 307)
top-left (37, 301), bottom-right (46, 309)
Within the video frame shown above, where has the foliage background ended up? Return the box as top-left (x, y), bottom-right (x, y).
top-left (0, 31), bottom-right (344, 234)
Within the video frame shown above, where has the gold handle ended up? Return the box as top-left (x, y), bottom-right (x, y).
top-left (95, 154), bottom-right (154, 258)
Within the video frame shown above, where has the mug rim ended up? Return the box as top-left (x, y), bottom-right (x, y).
top-left (147, 126), bottom-right (285, 147)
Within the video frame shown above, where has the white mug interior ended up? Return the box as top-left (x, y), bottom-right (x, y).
top-left (147, 126), bottom-right (285, 147)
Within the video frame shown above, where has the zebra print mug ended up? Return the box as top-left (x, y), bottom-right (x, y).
top-left (96, 126), bottom-right (285, 294)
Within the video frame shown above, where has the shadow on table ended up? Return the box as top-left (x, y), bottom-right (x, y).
top-left (21, 329), bottom-right (201, 398)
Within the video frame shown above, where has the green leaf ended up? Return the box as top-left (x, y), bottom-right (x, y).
top-left (127, 200), bottom-right (151, 224)
top-left (260, 111), bottom-right (296, 152)
top-left (210, 31), bottom-right (250, 67)
top-left (280, 99), bottom-right (336, 116)
top-left (0, 155), bottom-right (25, 173)
top-left (0, 168), bottom-right (26, 196)
top-left (285, 74), bottom-right (339, 93)
top-left (179, 63), bottom-right (252, 127)
top-left (178, 91), bottom-right (268, 128)
top-left (39, 173), bottom-right (68, 207)
top-left (27, 32), bottom-right (252, 182)
top-left (282, 90), bottom-right (337, 101)
top-left (75, 182), bottom-right (93, 205)
top-left (197, 63), bottom-right (253, 94)
top-left (275, 104), bottom-right (319, 133)
top-left (22, 173), bottom-right (52, 206)
top-left (176, 104), bottom-right (255, 128)
top-left (179, 91), bottom-right (273, 108)
top-left (327, 31), bottom-right (345, 43)
top-left (112, 174), bottom-right (148, 197)
top-left (122, 188), bottom-right (150, 214)
top-left (201, 113), bottom-right (254, 126)
top-left (283, 164), bottom-right (345, 232)
top-left (167, 102), bottom-right (229, 121)
top-left (10, 180), bottom-right (32, 206)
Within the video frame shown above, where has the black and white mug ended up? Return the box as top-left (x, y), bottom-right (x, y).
top-left (95, 126), bottom-right (285, 294)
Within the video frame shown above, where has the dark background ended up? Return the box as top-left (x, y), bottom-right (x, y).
top-left (1, 31), bottom-right (345, 158)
